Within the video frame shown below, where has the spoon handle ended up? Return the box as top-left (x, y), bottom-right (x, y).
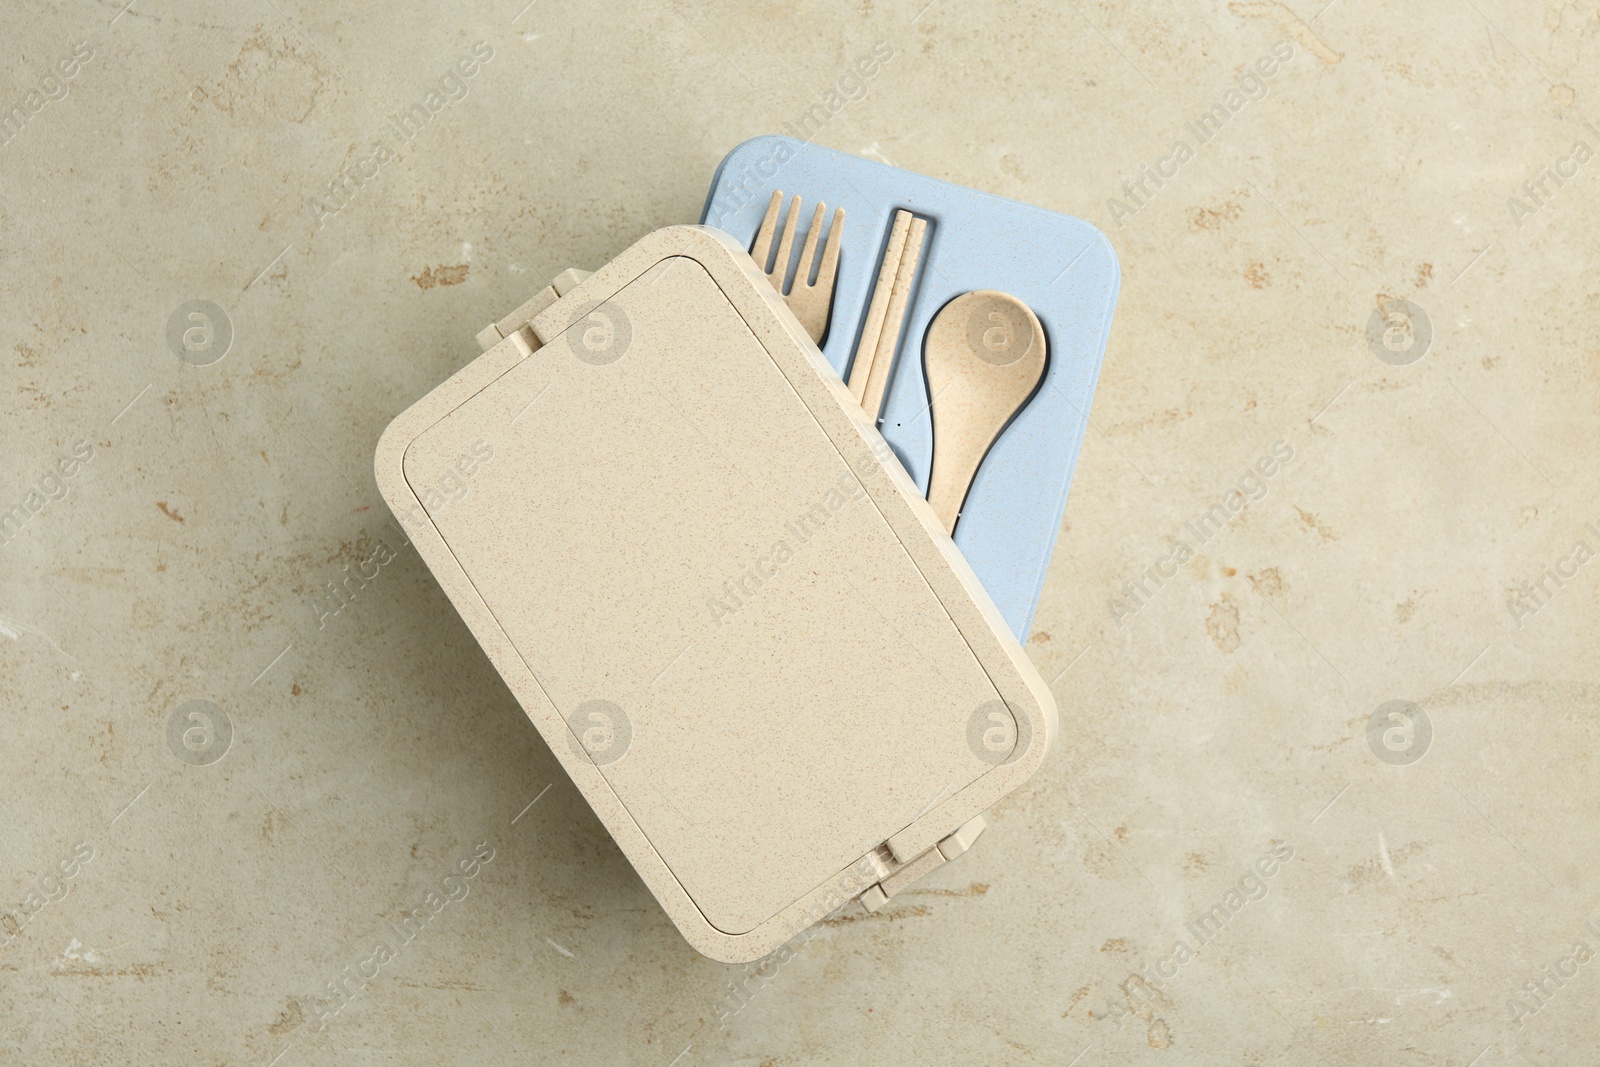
top-left (927, 423), bottom-right (988, 533)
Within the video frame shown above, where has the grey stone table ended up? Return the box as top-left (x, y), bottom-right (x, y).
top-left (2, 1), bottom-right (1597, 1063)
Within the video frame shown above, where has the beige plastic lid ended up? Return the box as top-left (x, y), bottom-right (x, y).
top-left (376, 226), bottom-right (1056, 962)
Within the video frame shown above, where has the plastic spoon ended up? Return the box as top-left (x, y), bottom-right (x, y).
top-left (923, 291), bottom-right (1047, 534)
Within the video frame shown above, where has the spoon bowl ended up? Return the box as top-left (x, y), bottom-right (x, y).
top-left (923, 291), bottom-right (1048, 534)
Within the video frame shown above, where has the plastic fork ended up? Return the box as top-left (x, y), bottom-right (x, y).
top-left (750, 190), bottom-right (845, 345)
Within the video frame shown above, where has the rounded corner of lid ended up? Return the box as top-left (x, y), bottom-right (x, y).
top-left (1000, 667), bottom-right (1060, 778)
top-left (376, 412), bottom-right (423, 501)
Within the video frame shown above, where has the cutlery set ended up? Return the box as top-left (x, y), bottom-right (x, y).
top-left (750, 192), bottom-right (843, 346)
top-left (849, 207), bottom-right (926, 424)
top-left (923, 291), bottom-right (1048, 534)
top-left (754, 190), bottom-right (1048, 538)
top-left (705, 138), bottom-right (1120, 640)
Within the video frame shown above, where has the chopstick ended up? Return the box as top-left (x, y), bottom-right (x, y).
top-left (858, 216), bottom-right (926, 422)
top-left (847, 210), bottom-right (912, 406)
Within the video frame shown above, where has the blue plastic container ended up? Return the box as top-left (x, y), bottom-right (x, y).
top-left (702, 136), bottom-right (1119, 640)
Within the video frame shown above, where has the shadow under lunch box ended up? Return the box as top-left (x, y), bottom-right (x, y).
top-left (377, 226), bottom-right (1058, 962)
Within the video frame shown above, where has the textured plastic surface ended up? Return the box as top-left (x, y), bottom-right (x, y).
top-left (702, 136), bottom-right (1120, 640)
top-left (376, 226), bottom-right (1057, 963)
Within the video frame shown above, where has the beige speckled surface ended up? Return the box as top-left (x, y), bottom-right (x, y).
top-left (3, 1), bottom-right (1598, 1063)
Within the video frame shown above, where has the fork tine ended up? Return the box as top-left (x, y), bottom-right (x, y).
top-left (814, 206), bottom-right (844, 293)
top-left (796, 201), bottom-right (826, 287)
top-left (751, 190), bottom-right (782, 274)
top-left (772, 195), bottom-right (802, 293)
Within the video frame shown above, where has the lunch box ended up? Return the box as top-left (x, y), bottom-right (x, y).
top-left (376, 144), bottom-right (1118, 962)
